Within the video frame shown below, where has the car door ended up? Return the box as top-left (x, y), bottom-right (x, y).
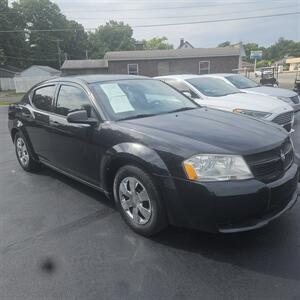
top-left (49, 83), bottom-right (101, 185)
top-left (25, 84), bottom-right (57, 162)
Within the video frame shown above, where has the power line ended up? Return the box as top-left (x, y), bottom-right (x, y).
top-left (132, 11), bottom-right (300, 28)
top-left (0, 11), bottom-right (298, 33)
top-left (61, 1), bottom-right (298, 12)
top-left (1, 0), bottom-right (298, 14)
top-left (4, 55), bottom-right (57, 61)
top-left (71, 5), bottom-right (295, 20)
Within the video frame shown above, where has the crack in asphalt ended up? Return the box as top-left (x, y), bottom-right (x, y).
top-left (1, 207), bottom-right (116, 255)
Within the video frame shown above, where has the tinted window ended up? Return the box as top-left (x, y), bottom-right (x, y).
top-left (225, 75), bottom-right (259, 89)
top-left (55, 85), bottom-right (96, 117)
top-left (90, 79), bottom-right (198, 121)
top-left (32, 85), bottom-right (55, 112)
top-left (187, 77), bottom-right (241, 97)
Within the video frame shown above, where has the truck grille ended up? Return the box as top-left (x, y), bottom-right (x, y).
top-left (272, 111), bottom-right (294, 125)
top-left (245, 139), bottom-right (294, 183)
top-left (290, 95), bottom-right (299, 104)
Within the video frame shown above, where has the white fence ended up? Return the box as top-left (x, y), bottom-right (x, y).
top-left (14, 76), bottom-right (57, 93)
top-left (0, 78), bottom-right (16, 91)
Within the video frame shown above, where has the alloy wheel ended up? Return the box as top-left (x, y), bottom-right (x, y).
top-left (16, 137), bottom-right (29, 167)
top-left (118, 177), bottom-right (152, 225)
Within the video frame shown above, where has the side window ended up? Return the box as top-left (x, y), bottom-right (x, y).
top-left (199, 61), bottom-right (210, 75)
top-left (55, 85), bottom-right (97, 118)
top-left (32, 85), bottom-right (55, 112)
top-left (127, 64), bottom-right (139, 75)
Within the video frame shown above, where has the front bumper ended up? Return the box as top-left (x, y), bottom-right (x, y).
top-left (158, 163), bottom-right (299, 233)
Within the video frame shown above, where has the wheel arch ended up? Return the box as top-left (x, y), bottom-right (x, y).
top-left (10, 128), bottom-right (19, 142)
top-left (101, 143), bottom-right (171, 199)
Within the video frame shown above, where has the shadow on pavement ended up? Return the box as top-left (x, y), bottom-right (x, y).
top-left (151, 213), bottom-right (300, 281)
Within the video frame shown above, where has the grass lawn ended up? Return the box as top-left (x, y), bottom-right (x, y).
top-left (0, 91), bottom-right (25, 98)
top-left (0, 101), bottom-right (11, 106)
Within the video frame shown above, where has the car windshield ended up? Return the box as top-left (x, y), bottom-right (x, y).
top-left (187, 77), bottom-right (241, 97)
top-left (90, 79), bottom-right (198, 121)
top-left (225, 75), bottom-right (259, 89)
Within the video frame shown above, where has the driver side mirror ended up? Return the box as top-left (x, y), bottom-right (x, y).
top-left (67, 110), bottom-right (98, 126)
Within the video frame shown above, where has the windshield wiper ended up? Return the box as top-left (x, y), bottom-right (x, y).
top-left (118, 113), bottom-right (157, 121)
top-left (167, 107), bottom-right (197, 114)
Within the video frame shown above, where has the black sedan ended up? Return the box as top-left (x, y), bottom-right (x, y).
top-left (8, 75), bottom-right (299, 236)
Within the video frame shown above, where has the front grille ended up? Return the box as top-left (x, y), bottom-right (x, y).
top-left (290, 95), bottom-right (299, 104)
top-left (245, 139), bottom-right (294, 183)
top-left (272, 111), bottom-right (294, 125)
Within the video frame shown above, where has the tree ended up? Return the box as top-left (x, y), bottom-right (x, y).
top-left (218, 41), bottom-right (231, 47)
top-left (0, 0), bottom-right (28, 68)
top-left (88, 21), bottom-right (135, 58)
top-left (11, 0), bottom-right (88, 68)
top-left (144, 37), bottom-right (173, 50)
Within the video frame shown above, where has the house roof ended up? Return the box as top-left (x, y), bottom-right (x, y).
top-left (286, 57), bottom-right (300, 64)
top-left (0, 64), bottom-right (22, 74)
top-left (104, 47), bottom-right (240, 61)
top-left (178, 41), bottom-right (194, 49)
top-left (20, 65), bottom-right (60, 75)
top-left (61, 59), bottom-right (108, 70)
top-left (34, 65), bottom-right (60, 75)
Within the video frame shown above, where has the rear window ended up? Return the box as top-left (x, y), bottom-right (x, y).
top-left (225, 75), bottom-right (259, 89)
top-left (32, 85), bottom-right (55, 112)
top-left (187, 77), bottom-right (241, 97)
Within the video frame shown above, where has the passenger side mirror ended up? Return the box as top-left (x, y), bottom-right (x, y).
top-left (67, 110), bottom-right (98, 126)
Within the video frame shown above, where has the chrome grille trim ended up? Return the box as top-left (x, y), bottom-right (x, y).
top-left (272, 111), bottom-right (294, 125)
top-left (244, 139), bottom-right (294, 183)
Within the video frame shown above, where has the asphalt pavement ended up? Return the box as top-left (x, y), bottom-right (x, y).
top-left (1, 106), bottom-right (300, 300)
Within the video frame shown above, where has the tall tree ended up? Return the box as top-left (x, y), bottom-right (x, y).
top-left (0, 0), bottom-right (28, 67)
top-left (144, 37), bottom-right (173, 50)
top-left (88, 21), bottom-right (135, 58)
top-left (12, 0), bottom-right (88, 68)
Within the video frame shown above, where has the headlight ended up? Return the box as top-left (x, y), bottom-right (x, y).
top-left (277, 96), bottom-right (292, 103)
top-left (183, 154), bottom-right (253, 182)
top-left (233, 108), bottom-right (272, 119)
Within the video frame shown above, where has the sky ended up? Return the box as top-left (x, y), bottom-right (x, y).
top-left (14, 0), bottom-right (300, 48)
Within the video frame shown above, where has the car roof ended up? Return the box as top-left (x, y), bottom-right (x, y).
top-left (155, 73), bottom-right (238, 80)
top-left (44, 74), bottom-right (150, 85)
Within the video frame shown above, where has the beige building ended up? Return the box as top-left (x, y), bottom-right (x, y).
top-left (286, 57), bottom-right (300, 71)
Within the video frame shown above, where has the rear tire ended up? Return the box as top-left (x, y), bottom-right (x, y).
top-left (113, 165), bottom-right (168, 236)
top-left (14, 132), bottom-right (39, 172)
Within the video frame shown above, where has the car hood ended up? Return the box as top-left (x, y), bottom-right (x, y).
top-left (205, 93), bottom-right (293, 113)
top-left (118, 108), bottom-right (287, 157)
top-left (242, 86), bottom-right (297, 98)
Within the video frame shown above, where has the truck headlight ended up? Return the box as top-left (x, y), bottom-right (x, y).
top-left (183, 154), bottom-right (253, 181)
top-left (233, 109), bottom-right (271, 119)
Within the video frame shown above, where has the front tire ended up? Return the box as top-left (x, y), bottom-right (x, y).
top-left (113, 165), bottom-right (168, 236)
top-left (14, 132), bottom-right (39, 172)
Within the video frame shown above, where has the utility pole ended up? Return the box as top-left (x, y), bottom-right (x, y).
top-left (54, 39), bottom-right (63, 68)
top-left (85, 50), bottom-right (89, 60)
